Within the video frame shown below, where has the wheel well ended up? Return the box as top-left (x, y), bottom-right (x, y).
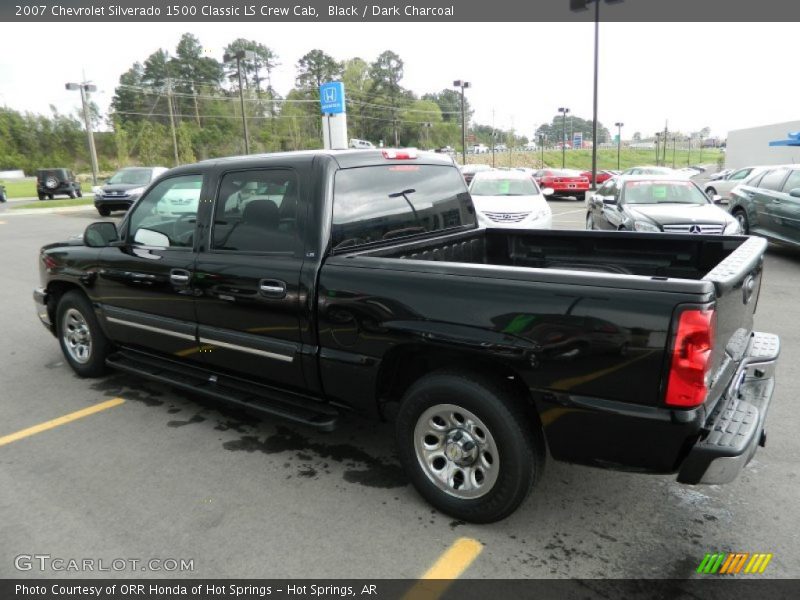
top-left (376, 345), bottom-right (538, 424)
top-left (46, 281), bottom-right (84, 333)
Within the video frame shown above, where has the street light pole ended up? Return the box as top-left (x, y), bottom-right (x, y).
top-left (558, 107), bottom-right (570, 168)
top-left (590, 0), bottom-right (599, 189)
top-left (570, 0), bottom-right (624, 187)
top-left (224, 50), bottom-right (256, 155)
top-left (65, 81), bottom-right (99, 186)
top-left (453, 80), bottom-right (471, 165)
top-left (655, 132), bottom-right (661, 166)
top-left (615, 121), bottom-right (624, 170)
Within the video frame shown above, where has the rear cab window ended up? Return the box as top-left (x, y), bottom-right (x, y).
top-left (332, 164), bottom-right (475, 251)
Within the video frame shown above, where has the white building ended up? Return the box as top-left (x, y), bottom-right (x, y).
top-left (726, 120), bottom-right (800, 169)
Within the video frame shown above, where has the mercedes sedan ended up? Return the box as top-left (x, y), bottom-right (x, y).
top-left (586, 176), bottom-right (741, 234)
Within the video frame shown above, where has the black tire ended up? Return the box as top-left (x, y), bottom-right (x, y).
top-left (586, 212), bottom-right (594, 230)
top-left (47, 194), bottom-right (54, 200)
top-left (395, 370), bottom-right (544, 523)
top-left (68, 190), bottom-right (77, 199)
top-left (56, 290), bottom-right (111, 378)
top-left (76, 189), bottom-right (83, 198)
top-left (97, 206), bottom-right (111, 217)
top-left (38, 194), bottom-right (45, 201)
top-left (705, 187), bottom-right (717, 197)
top-left (733, 208), bottom-right (749, 234)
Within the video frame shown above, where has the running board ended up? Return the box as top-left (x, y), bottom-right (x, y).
top-left (105, 349), bottom-right (339, 431)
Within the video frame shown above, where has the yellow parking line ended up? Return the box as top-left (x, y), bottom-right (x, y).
top-left (403, 537), bottom-right (483, 600)
top-left (0, 398), bottom-right (125, 447)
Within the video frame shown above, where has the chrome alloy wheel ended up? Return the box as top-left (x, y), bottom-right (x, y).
top-left (413, 403), bottom-right (500, 499)
top-left (62, 308), bottom-right (92, 364)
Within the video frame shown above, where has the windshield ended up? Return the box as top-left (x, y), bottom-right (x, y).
top-left (470, 177), bottom-right (538, 196)
top-left (108, 168), bottom-right (152, 185)
top-left (332, 165), bottom-right (474, 250)
top-left (623, 180), bottom-right (709, 205)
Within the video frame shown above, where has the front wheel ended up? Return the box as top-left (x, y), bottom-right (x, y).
top-left (56, 290), bottom-right (112, 377)
top-left (733, 208), bottom-right (749, 234)
top-left (97, 206), bottom-right (111, 217)
top-left (395, 371), bottom-right (543, 523)
top-left (586, 212), bottom-right (594, 230)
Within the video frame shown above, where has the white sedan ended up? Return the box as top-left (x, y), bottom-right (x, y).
top-left (468, 170), bottom-right (553, 229)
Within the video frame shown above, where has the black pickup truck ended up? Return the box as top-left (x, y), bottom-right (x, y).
top-left (33, 149), bottom-right (780, 522)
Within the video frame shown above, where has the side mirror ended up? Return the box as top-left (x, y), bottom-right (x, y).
top-left (83, 222), bottom-right (119, 248)
top-left (790, 188), bottom-right (800, 198)
top-left (134, 228), bottom-right (170, 247)
top-left (541, 187), bottom-right (555, 196)
top-left (601, 195), bottom-right (617, 205)
top-left (711, 194), bottom-right (724, 204)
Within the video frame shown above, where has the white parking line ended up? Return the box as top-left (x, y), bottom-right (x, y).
top-left (552, 208), bottom-right (586, 218)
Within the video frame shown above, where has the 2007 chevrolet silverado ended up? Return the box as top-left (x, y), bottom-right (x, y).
top-left (33, 149), bottom-right (780, 522)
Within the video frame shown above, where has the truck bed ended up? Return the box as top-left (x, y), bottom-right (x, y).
top-left (359, 228), bottom-right (750, 281)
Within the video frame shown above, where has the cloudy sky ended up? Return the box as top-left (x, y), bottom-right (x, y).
top-left (0, 21), bottom-right (797, 140)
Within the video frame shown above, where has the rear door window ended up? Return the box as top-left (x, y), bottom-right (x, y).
top-left (780, 170), bottom-right (800, 194)
top-left (211, 169), bottom-right (300, 254)
top-left (758, 168), bottom-right (789, 192)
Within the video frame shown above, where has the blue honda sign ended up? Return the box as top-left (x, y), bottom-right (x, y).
top-left (769, 131), bottom-right (800, 147)
top-left (320, 82), bottom-right (345, 115)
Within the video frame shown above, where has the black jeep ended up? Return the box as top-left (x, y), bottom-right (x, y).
top-left (36, 168), bottom-right (82, 200)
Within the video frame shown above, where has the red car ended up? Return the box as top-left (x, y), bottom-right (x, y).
top-left (581, 170), bottom-right (616, 185)
top-left (533, 169), bottom-right (590, 198)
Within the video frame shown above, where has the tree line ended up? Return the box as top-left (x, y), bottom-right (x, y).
top-left (2, 32), bottom-right (624, 174)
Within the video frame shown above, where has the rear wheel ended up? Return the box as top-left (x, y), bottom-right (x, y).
top-left (56, 291), bottom-right (111, 377)
top-left (38, 193), bottom-right (45, 201)
top-left (586, 213), bottom-right (594, 230)
top-left (47, 194), bottom-right (54, 200)
top-left (733, 209), bottom-right (749, 234)
top-left (396, 370), bottom-right (543, 523)
top-left (97, 206), bottom-right (111, 217)
top-left (705, 186), bottom-right (717, 197)
top-left (68, 190), bottom-right (77, 199)
top-left (76, 189), bottom-right (83, 198)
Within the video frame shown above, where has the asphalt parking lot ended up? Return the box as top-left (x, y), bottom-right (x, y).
top-left (0, 200), bottom-right (798, 580)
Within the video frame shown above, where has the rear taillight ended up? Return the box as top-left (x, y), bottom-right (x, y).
top-left (665, 308), bottom-right (716, 407)
top-left (382, 149), bottom-right (418, 159)
top-left (41, 254), bottom-right (58, 270)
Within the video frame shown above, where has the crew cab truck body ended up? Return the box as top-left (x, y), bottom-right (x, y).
top-left (33, 150), bottom-right (780, 522)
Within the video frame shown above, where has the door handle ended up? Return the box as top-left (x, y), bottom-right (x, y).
top-left (170, 269), bottom-right (191, 284)
top-left (259, 279), bottom-right (287, 298)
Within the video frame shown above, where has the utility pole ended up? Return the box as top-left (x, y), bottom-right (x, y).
top-left (453, 80), bottom-right (471, 165)
top-left (224, 50), bottom-right (255, 155)
top-left (65, 80), bottom-right (99, 186)
top-left (165, 78), bottom-right (179, 166)
top-left (192, 84), bottom-right (201, 126)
